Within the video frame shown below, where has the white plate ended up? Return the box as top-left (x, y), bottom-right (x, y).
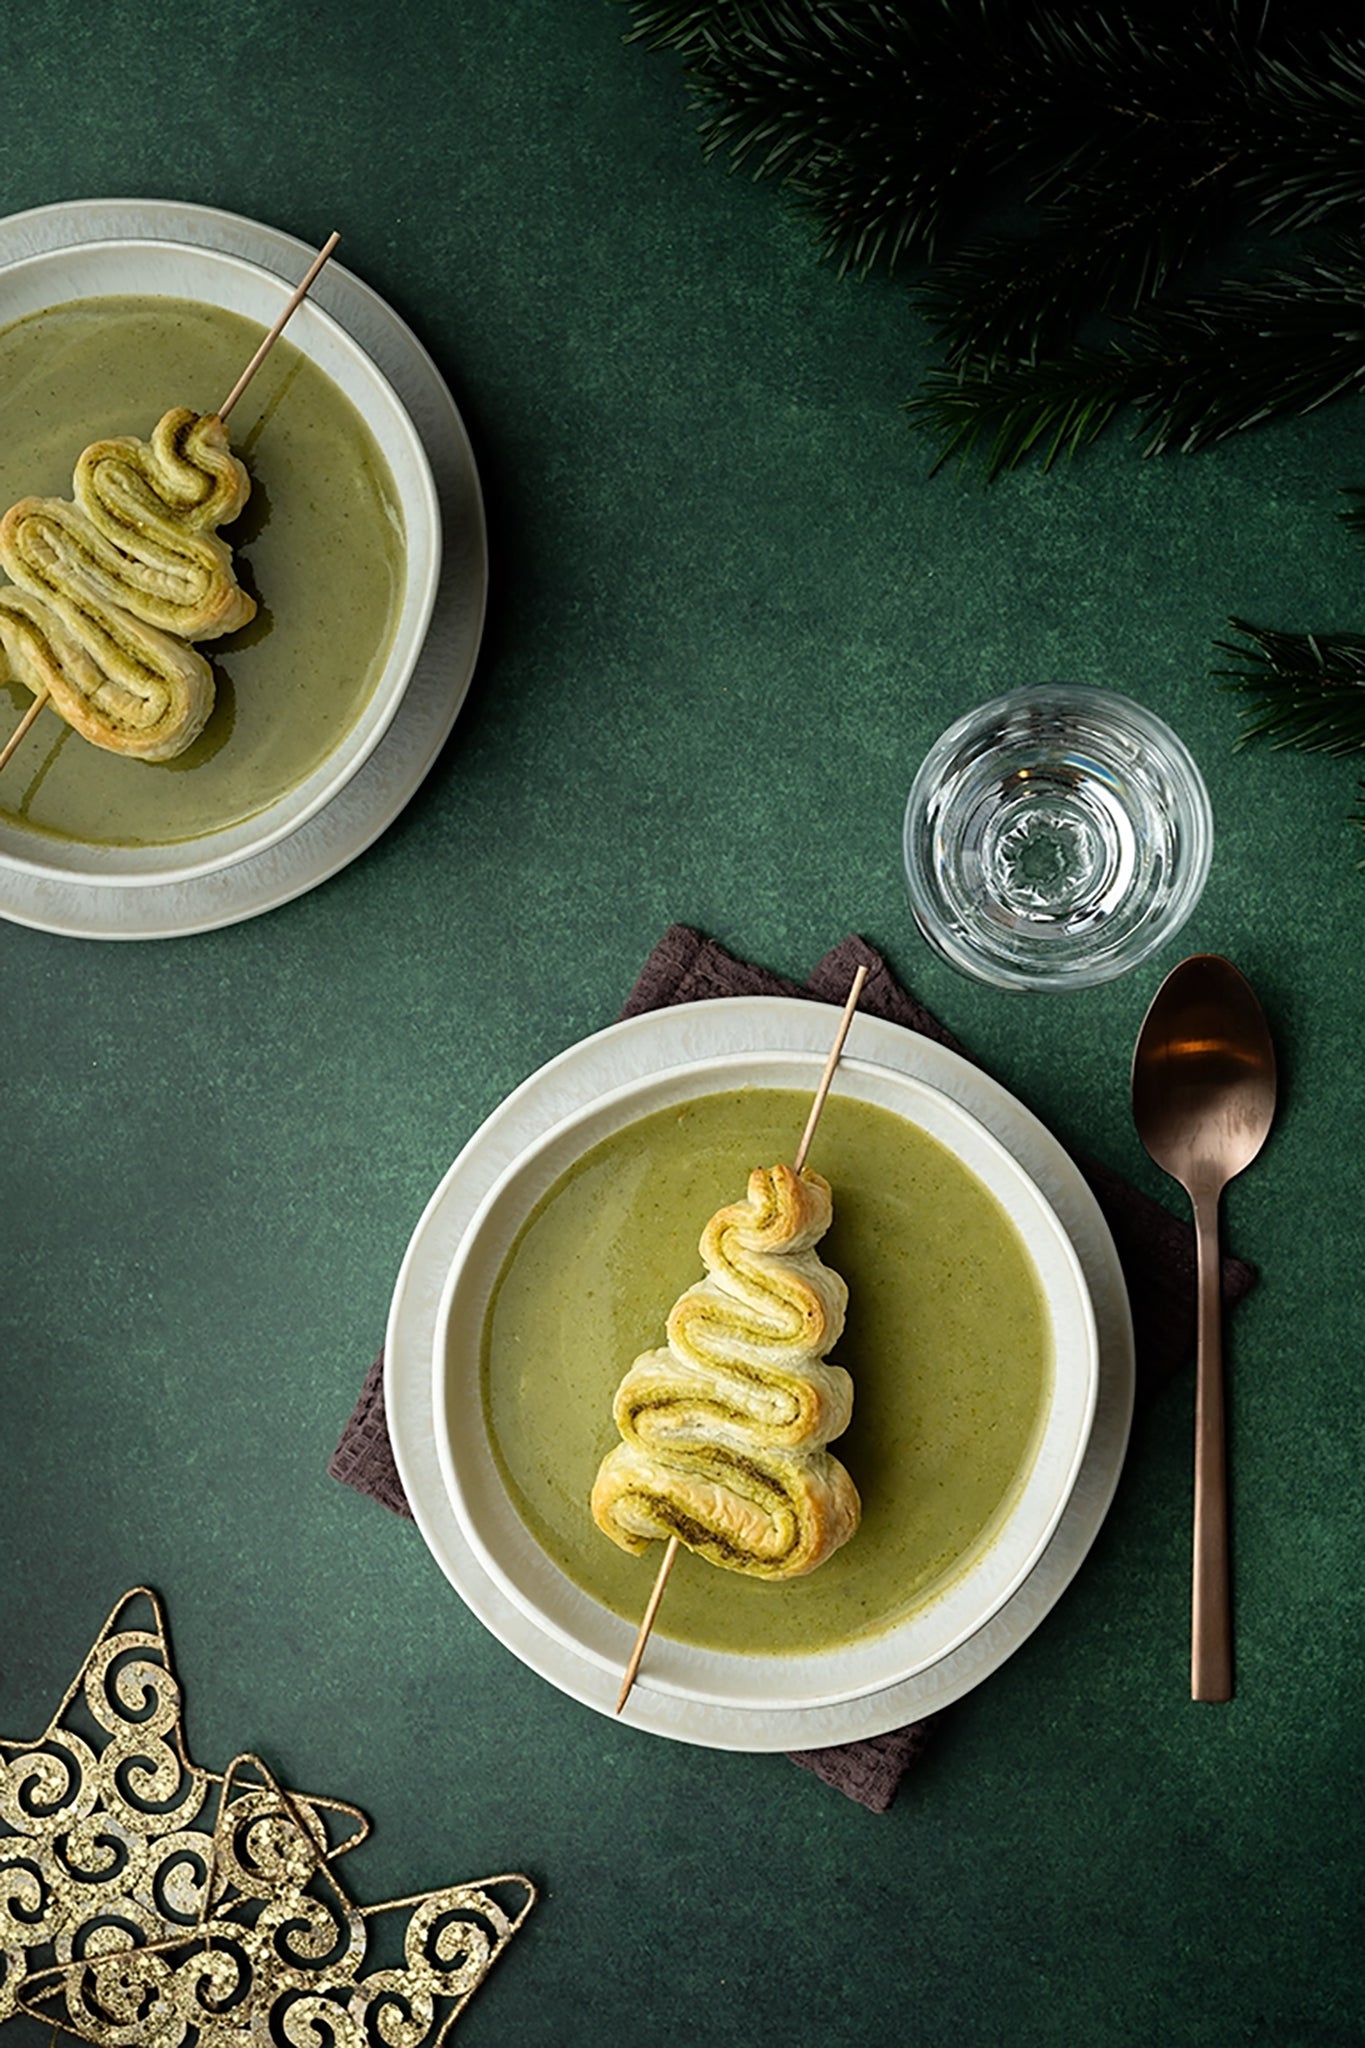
top-left (434, 1049), bottom-right (1099, 1712)
top-left (386, 996), bottom-right (1136, 1751)
top-left (0, 199), bottom-right (485, 937)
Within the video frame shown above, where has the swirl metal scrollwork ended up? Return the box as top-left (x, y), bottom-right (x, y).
top-left (4, 1591), bottom-right (536, 2046)
top-left (0, 1602), bottom-right (213, 2023)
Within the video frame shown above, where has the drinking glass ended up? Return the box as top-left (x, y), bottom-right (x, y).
top-left (902, 684), bottom-right (1213, 992)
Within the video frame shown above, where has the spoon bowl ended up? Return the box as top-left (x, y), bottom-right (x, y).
top-left (1132, 954), bottom-right (1276, 1701)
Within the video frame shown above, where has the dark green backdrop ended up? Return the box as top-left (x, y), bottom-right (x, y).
top-left (1, 6), bottom-right (1360, 2043)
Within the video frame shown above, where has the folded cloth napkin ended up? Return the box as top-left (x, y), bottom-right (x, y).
top-left (331, 925), bottom-right (1256, 1814)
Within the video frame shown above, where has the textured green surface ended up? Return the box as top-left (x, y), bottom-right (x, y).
top-left (1, 5), bottom-right (1362, 2044)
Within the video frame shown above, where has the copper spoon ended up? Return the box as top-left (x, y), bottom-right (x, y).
top-left (1131, 954), bottom-right (1276, 1702)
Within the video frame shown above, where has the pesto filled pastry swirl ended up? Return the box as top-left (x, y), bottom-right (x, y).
top-left (0, 409), bottom-right (254, 762)
top-left (591, 1163), bottom-right (861, 1580)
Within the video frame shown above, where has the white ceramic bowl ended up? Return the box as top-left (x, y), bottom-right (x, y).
top-left (0, 238), bottom-right (440, 886)
top-left (433, 1051), bottom-right (1100, 1713)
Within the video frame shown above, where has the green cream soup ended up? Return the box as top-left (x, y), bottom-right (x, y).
top-left (478, 1088), bottom-right (1053, 1657)
top-left (0, 295), bottom-right (405, 847)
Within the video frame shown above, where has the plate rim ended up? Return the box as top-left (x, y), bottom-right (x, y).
top-left (0, 198), bottom-right (485, 938)
top-left (385, 994), bottom-right (1137, 1751)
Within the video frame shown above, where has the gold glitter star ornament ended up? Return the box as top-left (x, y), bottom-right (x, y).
top-left (0, 1590), bottom-right (536, 2045)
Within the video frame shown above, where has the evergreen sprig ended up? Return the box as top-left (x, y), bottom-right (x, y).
top-left (915, 239), bottom-right (1365, 471)
top-left (912, 343), bottom-right (1135, 478)
top-left (1215, 619), bottom-right (1365, 757)
top-left (623, 1), bottom-right (1365, 468)
top-left (1215, 617), bottom-right (1365, 845)
top-left (628, 2), bottom-right (1029, 275)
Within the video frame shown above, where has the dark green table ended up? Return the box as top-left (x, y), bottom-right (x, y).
top-left (2, 7), bottom-right (1360, 2043)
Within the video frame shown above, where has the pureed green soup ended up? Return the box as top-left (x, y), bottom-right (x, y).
top-left (0, 295), bottom-right (405, 847)
top-left (479, 1088), bottom-right (1054, 1657)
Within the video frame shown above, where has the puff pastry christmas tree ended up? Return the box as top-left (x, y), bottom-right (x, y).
top-left (602, 964), bottom-right (868, 1710)
top-left (0, 234), bottom-right (337, 773)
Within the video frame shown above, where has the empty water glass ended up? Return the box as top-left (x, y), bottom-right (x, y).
top-left (902, 684), bottom-right (1213, 992)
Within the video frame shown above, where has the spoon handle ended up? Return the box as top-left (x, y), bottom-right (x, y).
top-left (1191, 1187), bottom-right (1232, 1701)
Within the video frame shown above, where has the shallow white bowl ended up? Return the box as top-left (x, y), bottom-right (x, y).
top-left (433, 1050), bottom-right (1100, 1713)
top-left (0, 238), bottom-right (440, 887)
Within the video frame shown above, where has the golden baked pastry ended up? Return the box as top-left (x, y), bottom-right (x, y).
top-left (591, 1162), bottom-right (861, 1579)
top-left (0, 409), bottom-right (254, 761)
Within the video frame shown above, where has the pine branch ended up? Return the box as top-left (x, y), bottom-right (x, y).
top-left (625, 3), bottom-right (1040, 273)
top-left (917, 197), bottom-right (1226, 374)
top-left (916, 13), bottom-right (1259, 366)
top-left (622, 1), bottom-right (1365, 465)
top-left (1125, 244), bottom-right (1365, 453)
top-left (1214, 619), bottom-right (1365, 755)
top-left (912, 238), bottom-right (1365, 468)
top-left (1242, 38), bottom-right (1365, 233)
top-left (622, 3), bottom-right (1365, 293)
top-left (909, 344), bottom-right (1138, 478)
top-left (627, 4), bottom-right (1246, 278)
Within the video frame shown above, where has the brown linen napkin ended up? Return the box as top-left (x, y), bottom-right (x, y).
top-left (331, 925), bottom-right (1256, 1814)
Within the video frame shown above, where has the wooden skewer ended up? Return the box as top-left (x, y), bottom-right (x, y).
top-left (218, 231), bottom-right (340, 422)
top-left (615, 961), bottom-right (871, 1716)
top-left (794, 962), bottom-right (870, 1172)
top-left (613, 1536), bottom-right (681, 1713)
top-left (0, 231), bottom-right (340, 775)
top-left (0, 693), bottom-right (46, 775)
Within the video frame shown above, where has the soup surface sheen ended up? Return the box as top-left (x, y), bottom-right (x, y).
top-left (0, 295), bottom-right (405, 847)
top-left (479, 1088), bottom-right (1053, 1656)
